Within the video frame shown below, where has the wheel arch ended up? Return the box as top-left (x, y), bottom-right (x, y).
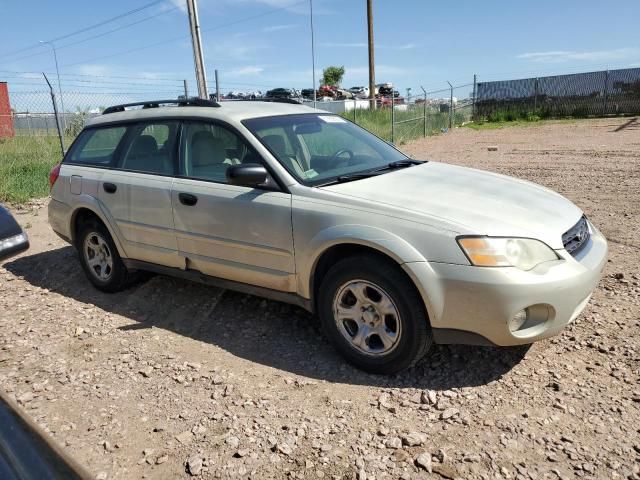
top-left (304, 225), bottom-right (431, 319)
top-left (69, 205), bottom-right (126, 256)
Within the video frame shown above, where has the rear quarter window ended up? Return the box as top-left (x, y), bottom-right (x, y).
top-left (67, 126), bottom-right (127, 166)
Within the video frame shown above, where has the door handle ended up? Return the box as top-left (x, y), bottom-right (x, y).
top-left (103, 182), bottom-right (117, 194)
top-left (178, 193), bottom-right (198, 206)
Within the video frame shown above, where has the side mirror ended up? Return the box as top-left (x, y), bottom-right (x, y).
top-left (226, 163), bottom-right (268, 187)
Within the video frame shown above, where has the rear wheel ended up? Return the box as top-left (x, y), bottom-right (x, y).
top-left (76, 220), bottom-right (131, 293)
top-left (318, 255), bottom-right (432, 374)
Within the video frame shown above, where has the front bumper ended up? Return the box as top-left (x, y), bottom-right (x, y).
top-left (404, 225), bottom-right (608, 346)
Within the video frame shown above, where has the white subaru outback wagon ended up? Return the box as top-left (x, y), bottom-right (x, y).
top-left (48, 98), bottom-right (608, 374)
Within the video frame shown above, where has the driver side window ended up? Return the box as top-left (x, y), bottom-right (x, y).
top-left (180, 121), bottom-right (261, 183)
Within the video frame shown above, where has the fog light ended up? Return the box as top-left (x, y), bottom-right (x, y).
top-left (509, 308), bottom-right (529, 332)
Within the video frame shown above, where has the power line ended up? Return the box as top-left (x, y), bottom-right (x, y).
top-left (0, 5), bottom-right (180, 64)
top-left (0, 0), bottom-right (166, 59)
top-left (0, 70), bottom-right (185, 83)
top-left (58, 0), bottom-right (307, 69)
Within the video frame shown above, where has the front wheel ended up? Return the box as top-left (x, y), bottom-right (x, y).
top-left (318, 255), bottom-right (432, 374)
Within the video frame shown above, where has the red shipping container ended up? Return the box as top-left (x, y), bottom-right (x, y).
top-left (0, 82), bottom-right (15, 138)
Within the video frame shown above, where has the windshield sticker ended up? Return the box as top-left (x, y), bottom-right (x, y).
top-left (304, 169), bottom-right (319, 178)
top-left (319, 116), bottom-right (347, 123)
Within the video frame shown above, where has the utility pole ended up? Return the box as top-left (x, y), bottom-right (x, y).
top-left (310, 0), bottom-right (317, 108)
top-left (186, 0), bottom-right (208, 99)
top-left (367, 0), bottom-right (376, 110)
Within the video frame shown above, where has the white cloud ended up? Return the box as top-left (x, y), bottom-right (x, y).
top-left (262, 23), bottom-right (298, 33)
top-left (320, 42), bottom-right (367, 48)
top-left (517, 48), bottom-right (639, 63)
top-left (227, 66), bottom-right (265, 76)
top-left (168, 0), bottom-right (187, 13)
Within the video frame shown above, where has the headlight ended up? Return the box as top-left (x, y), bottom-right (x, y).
top-left (457, 236), bottom-right (560, 271)
top-left (0, 232), bottom-right (28, 251)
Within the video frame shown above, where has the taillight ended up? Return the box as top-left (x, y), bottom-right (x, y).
top-left (49, 163), bottom-right (61, 189)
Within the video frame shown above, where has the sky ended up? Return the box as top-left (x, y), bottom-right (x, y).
top-left (1, 0), bottom-right (639, 108)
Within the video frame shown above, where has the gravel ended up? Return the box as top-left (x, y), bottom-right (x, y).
top-left (1, 118), bottom-right (639, 479)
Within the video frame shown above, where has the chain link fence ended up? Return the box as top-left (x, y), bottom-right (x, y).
top-left (475, 67), bottom-right (640, 120)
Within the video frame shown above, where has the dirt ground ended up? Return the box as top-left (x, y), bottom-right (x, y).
top-left (1, 117), bottom-right (639, 480)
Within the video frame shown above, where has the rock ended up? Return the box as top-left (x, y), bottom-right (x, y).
top-left (17, 392), bottom-right (34, 404)
top-left (226, 436), bottom-right (240, 449)
top-left (276, 443), bottom-right (293, 455)
top-left (175, 431), bottom-right (193, 445)
top-left (487, 146), bottom-right (498, 151)
top-left (402, 432), bottom-right (428, 446)
top-left (186, 455), bottom-right (203, 476)
top-left (420, 390), bottom-right (437, 405)
top-left (415, 452), bottom-right (432, 473)
top-left (378, 392), bottom-right (392, 410)
top-left (234, 449), bottom-right (249, 458)
top-left (156, 455), bottom-right (168, 465)
top-left (75, 327), bottom-right (84, 336)
top-left (96, 472), bottom-right (108, 480)
top-left (432, 464), bottom-right (457, 479)
top-left (138, 366), bottom-right (153, 378)
top-left (440, 408), bottom-right (459, 420)
top-left (385, 437), bottom-right (402, 449)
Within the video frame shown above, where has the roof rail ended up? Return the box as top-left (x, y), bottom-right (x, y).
top-left (102, 97), bottom-right (220, 115)
top-left (255, 98), bottom-right (303, 105)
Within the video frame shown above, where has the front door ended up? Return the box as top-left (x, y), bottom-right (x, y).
top-left (171, 120), bottom-right (295, 291)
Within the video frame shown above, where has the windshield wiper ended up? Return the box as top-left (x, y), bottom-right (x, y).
top-left (316, 159), bottom-right (424, 187)
top-left (376, 159), bottom-right (424, 170)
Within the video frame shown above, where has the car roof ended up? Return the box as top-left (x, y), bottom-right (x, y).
top-left (86, 100), bottom-right (323, 127)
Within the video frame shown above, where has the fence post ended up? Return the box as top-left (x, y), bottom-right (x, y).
top-left (533, 78), bottom-right (539, 113)
top-left (472, 74), bottom-right (477, 120)
top-left (390, 90), bottom-right (395, 143)
top-left (43, 73), bottom-right (65, 157)
top-left (603, 70), bottom-right (609, 115)
top-left (420, 86), bottom-right (427, 137)
top-left (446, 81), bottom-right (453, 130)
top-left (183, 79), bottom-right (189, 98)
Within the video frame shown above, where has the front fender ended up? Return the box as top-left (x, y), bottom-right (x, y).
top-left (297, 224), bottom-right (428, 299)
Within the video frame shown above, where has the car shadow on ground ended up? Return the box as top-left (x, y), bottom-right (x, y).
top-left (4, 246), bottom-right (529, 390)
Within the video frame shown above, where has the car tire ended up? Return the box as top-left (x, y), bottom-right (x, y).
top-left (318, 254), bottom-right (432, 374)
top-left (76, 220), bottom-right (131, 293)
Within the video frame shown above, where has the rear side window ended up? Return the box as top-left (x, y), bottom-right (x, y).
top-left (120, 122), bottom-right (179, 175)
top-left (67, 126), bottom-right (127, 166)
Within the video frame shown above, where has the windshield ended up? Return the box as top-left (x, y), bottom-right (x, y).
top-left (243, 113), bottom-right (409, 186)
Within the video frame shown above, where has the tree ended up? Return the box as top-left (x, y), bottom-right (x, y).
top-left (321, 66), bottom-right (345, 86)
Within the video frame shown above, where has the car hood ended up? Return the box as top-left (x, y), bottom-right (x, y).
top-left (323, 162), bottom-right (583, 249)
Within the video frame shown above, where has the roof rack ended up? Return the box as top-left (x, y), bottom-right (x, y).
top-left (243, 98), bottom-right (303, 105)
top-left (102, 97), bottom-right (220, 115)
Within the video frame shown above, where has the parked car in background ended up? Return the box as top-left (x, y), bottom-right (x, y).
top-left (0, 203), bottom-right (29, 261)
top-left (301, 88), bottom-right (316, 100)
top-left (349, 86), bottom-right (371, 99)
top-left (265, 88), bottom-right (297, 100)
top-left (377, 83), bottom-right (394, 96)
top-left (48, 98), bottom-right (607, 374)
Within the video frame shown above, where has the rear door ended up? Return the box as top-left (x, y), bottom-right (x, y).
top-left (171, 120), bottom-right (295, 291)
top-left (98, 121), bottom-right (181, 267)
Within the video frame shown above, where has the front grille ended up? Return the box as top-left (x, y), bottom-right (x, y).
top-left (562, 216), bottom-right (590, 256)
